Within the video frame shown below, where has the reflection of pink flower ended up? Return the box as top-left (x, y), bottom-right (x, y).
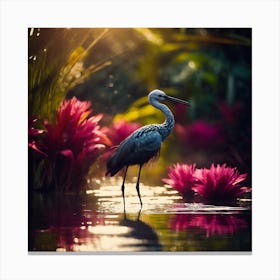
top-left (162, 164), bottom-right (197, 201)
top-left (170, 214), bottom-right (248, 237)
top-left (169, 214), bottom-right (193, 231)
top-left (193, 164), bottom-right (247, 205)
top-left (107, 120), bottom-right (141, 146)
top-left (189, 214), bottom-right (248, 237)
top-left (175, 120), bottom-right (224, 148)
top-left (29, 97), bottom-right (110, 192)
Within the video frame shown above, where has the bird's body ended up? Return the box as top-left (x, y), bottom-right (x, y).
top-left (106, 124), bottom-right (170, 176)
top-left (106, 126), bottom-right (159, 176)
top-left (106, 89), bottom-right (189, 207)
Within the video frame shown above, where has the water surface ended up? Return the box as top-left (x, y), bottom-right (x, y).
top-left (29, 177), bottom-right (251, 252)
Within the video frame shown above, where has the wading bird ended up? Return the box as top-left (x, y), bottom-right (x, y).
top-left (106, 89), bottom-right (190, 207)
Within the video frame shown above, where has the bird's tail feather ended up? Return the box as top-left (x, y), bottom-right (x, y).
top-left (106, 153), bottom-right (122, 176)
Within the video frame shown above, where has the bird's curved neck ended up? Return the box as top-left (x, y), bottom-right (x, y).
top-left (153, 100), bottom-right (175, 140)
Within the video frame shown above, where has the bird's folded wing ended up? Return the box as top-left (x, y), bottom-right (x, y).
top-left (135, 130), bottom-right (162, 152)
top-left (106, 129), bottom-right (163, 175)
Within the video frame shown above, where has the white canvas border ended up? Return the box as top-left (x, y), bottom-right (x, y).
top-left (0, 0), bottom-right (279, 279)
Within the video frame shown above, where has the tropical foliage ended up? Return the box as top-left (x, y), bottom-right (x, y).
top-left (28, 28), bottom-right (112, 121)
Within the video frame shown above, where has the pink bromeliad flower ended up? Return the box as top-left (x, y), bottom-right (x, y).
top-left (107, 120), bottom-right (141, 147)
top-left (102, 120), bottom-right (141, 162)
top-left (193, 164), bottom-right (248, 205)
top-left (174, 120), bottom-right (224, 149)
top-left (218, 102), bottom-right (242, 125)
top-left (43, 97), bottom-right (110, 160)
top-left (162, 163), bottom-right (197, 201)
top-left (29, 97), bottom-right (110, 192)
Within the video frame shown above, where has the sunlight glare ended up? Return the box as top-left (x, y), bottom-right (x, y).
top-left (88, 225), bottom-right (131, 235)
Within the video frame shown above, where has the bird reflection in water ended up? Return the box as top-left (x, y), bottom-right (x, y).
top-left (119, 209), bottom-right (162, 251)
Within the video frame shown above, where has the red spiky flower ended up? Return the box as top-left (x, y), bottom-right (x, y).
top-left (29, 97), bottom-right (110, 192)
top-left (163, 163), bottom-right (249, 205)
top-left (102, 120), bottom-right (141, 162)
top-left (162, 163), bottom-right (197, 201)
top-left (174, 120), bottom-right (224, 149)
top-left (193, 164), bottom-right (248, 205)
top-left (107, 120), bottom-right (141, 146)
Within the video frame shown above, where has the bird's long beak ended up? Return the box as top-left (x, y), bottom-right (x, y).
top-left (165, 95), bottom-right (190, 106)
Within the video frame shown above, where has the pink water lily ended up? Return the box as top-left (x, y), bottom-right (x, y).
top-left (193, 164), bottom-right (247, 204)
top-left (163, 163), bottom-right (248, 205)
top-left (162, 163), bottom-right (197, 201)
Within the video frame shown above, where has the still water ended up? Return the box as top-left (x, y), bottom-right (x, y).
top-left (29, 177), bottom-right (251, 252)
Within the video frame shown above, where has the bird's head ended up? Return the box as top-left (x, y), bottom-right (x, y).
top-left (148, 89), bottom-right (190, 106)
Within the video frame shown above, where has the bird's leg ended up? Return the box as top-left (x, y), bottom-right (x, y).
top-left (136, 208), bottom-right (142, 221)
top-left (121, 166), bottom-right (128, 210)
top-left (136, 165), bottom-right (143, 207)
